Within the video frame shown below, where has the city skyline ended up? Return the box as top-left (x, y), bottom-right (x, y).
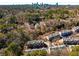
top-left (0, 0), bottom-right (79, 5)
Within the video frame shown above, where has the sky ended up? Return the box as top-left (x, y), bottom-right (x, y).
top-left (0, 0), bottom-right (79, 5)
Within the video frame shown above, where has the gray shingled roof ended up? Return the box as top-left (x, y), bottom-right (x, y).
top-left (47, 32), bottom-right (61, 41)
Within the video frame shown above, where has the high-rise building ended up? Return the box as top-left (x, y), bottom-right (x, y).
top-left (56, 2), bottom-right (58, 7)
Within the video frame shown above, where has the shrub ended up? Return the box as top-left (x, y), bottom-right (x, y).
top-left (69, 46), bottom-right (79, 56)
top-left (25, 50), bottom-right (47, 56)
top-left (4, 42), bottom-right (22, 56)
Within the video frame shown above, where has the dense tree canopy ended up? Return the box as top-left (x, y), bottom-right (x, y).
top-left (0, 5), bottom-right (79, 56)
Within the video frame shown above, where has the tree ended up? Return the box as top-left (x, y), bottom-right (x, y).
top-left (35, 23), bottom-right (41, 33)
top-left (26, 13), bottom-right (41, 24)
top-left (69, 46), bottom-right (79, 56)
top-left (0, 12), bottom-right (4, 19)
top-left (4, 42), bottom-right (22, 56)
top-left (8, 16), bottom-right (17, 24)
top-left (0, 33), bottom-right (7, 49)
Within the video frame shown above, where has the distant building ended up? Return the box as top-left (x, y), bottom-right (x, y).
top-left (25, 40), bottom-right (47, 49)
top-left (56, 2), bottom-right (58, 7)
top-left (60, 30), bottom-right (73, 37)
top-left (45, 32), bottom-right (61, 42)
top-left (63, 37), bottom-right (79, 45)
top-left (72, 26), bottom-right (79, 33)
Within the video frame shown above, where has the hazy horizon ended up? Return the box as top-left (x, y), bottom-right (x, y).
top-left (0, 0), bottom-right (79, 5)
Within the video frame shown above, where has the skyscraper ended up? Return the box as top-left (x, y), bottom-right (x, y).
top-left (56, 2), bottom-right (58, 7)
